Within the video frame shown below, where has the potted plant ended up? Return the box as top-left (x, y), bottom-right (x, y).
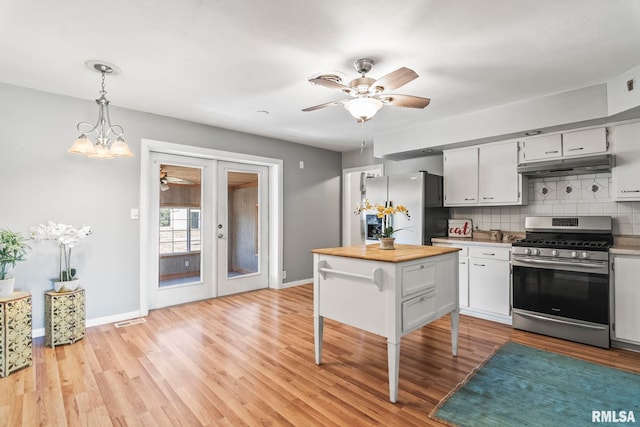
top-left (0, 229), bottom-right (30, 297)
top-left (31, 221), bottom-right (92, 292)
top-left (355, 200), bottom-right (410, 249)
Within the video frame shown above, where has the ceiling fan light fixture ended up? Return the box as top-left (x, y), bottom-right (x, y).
top-left (345, 97), bottom-right (383, 121)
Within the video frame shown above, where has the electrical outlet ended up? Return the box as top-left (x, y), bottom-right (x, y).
top-left (282, 270), bottom-right (287, 279)
top-left (185, 260), bottom-right (189, 267)
top-left (627, 78), bottom-right (636, 92)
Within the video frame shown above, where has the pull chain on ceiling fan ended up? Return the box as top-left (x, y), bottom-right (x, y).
top-left (302, 58), bottom-right (431, 123)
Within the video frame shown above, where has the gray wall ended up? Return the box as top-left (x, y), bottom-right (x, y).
top-left (0, 82), bottom-right (341, 329)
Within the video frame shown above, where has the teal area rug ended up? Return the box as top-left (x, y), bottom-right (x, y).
top-left (431, 342), bottom-right (640, 426)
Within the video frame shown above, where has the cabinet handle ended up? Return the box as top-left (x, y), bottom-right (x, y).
top-left (473, 263), bottom-right (486, 267)
top-left (483, 197), bottom-right (494, 200)
top-left (621, 190), bottom-right (640, 193)
top-left (545, 150), bottom-right (559, 154)
top-left (460, 261), bottom-right (466, 265)
top-left (482, 252), bottom-right (496, 256)
top-left (567, 147), bottom-right (584, 152)
top-left (464, 198), bottom-right (476, 201)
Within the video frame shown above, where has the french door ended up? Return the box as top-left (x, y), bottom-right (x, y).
top-left (217, 161), bottom-right (269, 296)
top-left (148, 154), bottom-right (270, 309)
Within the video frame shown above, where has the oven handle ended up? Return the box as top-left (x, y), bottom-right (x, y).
top-left (512, 257), bottom-right (607, 269)
top-left (515, 311), bottom-right (608, 331)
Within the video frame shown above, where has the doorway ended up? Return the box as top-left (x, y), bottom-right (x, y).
top-left (140, 140), bottom-right (283, 314)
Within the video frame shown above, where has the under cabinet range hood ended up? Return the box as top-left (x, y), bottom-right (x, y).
top-left (517, 154), bottom-right (614, 177)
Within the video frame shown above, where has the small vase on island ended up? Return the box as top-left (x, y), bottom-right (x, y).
top-left (379, 237), bottom-right (396, 250)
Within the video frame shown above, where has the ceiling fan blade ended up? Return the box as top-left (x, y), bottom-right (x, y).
top-left (308, 77), bottom-right (353, 94)
top-left (165, 176), bottom-right (195, 185)
top-left (302, 100), bottom-right (346, 112)
top-left (382, 94), bottom-right (431, 109)
top-left (370, 67), bottom-right (418, 92)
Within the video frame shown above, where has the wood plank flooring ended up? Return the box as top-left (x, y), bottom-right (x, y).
top-left (2, 284), bottom-right (639, 426)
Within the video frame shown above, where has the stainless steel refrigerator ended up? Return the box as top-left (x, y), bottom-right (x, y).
top-left (364, 171), bottom-right (449, 245)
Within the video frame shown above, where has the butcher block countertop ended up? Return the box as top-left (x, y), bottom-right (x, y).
top-left (311, 244), bottom-right (460, 263)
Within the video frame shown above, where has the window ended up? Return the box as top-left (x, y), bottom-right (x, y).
top-left (159, 208), bottom-right (201, 254)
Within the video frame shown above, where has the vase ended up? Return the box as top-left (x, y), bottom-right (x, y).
top-left (0, 277), bottom-right (15, 297)
top-left (379, 237), bottom-right (396, 250)
top-left (52, 279), bottom-right (80, 293)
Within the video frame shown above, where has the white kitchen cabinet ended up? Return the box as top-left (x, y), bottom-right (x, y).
top-left (443, 147), bottom-right (478, 205)
top-left (611, 254), bottom-right (640, 345)
top-left (562, 127), bottom-right (607, 157)
top-left (468, 246), bottom-right (511, 318)
top-left (612, 122), bottom-right (640, 201)
top-left (433, 243), bottom-right (469, 308)
top-left (479, 141), bottom-right (523, 205)
top-left (519, 127), bottom-right (608, 164)
top-left (444, 141), bottom-right (526, 207)
top-left (519, 134), bottom-right (562, 162)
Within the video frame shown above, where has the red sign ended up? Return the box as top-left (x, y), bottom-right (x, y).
top-left (448, 220), bottom-right (472, 237)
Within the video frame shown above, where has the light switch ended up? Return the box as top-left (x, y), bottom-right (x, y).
top-left (130, 208), bottom-right (139, 220)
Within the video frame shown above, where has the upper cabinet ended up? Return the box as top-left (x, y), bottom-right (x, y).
top-left (443, 147), bottom-right (478, 205)
top-left (612, 122), bottom-right (640, 201)
top-left (444, 140), bottom-right (527, 207)
top-left (519, 134), bottom-right (561, 162)
top-left (562, 127), bottom-right (608, 157)
top-left (519, 127), bottom-right (608, 164)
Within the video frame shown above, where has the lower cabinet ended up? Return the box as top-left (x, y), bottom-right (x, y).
top-left (0, 292), bottom-right (32, 377)
top-left (469, 247), bottom-right (511, 317)
top-left (611, 254), bottom-right (640, 346)
top-left (434, 241), bottom-right (511, 323)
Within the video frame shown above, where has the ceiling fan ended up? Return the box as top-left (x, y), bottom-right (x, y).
top-left (302, 58), bottom-right (431, 123)
top-left (160, 168), bottom-right (195, 191)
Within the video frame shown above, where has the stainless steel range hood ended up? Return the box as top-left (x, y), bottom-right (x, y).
top-left (517, 154), bottom-right (614, 177)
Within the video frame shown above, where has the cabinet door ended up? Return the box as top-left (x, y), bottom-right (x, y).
top-left (458, 256), bottom-right (469, 308)
top-left (469, 258), bottom-right (510, 316)
top-left (479, 142), bottom-right (520, 204)
top-left (612, 255), bottom-right (640, 344)
top-left (562, 127), bottom-right (607, 157)
top-left (612, 122), bottom-right (640, 201)
top-left (444, 148), bottom-right (478, 206)
top-left (520, 134), bottom-right (562, 162)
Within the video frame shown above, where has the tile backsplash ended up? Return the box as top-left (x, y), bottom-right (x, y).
top-left (451, 173), bottom-right (640, 236)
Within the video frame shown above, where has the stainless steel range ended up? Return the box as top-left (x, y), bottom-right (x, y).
top-left (511, 216), bottom-right (613, 348)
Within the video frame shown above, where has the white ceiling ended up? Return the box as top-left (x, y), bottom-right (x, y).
top-left (1, 0), bottom-right (639, 152)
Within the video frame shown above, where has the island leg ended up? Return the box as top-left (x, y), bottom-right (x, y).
top-left (387, 339), bottom-right (400, 403)
top-left (450, 310), bottom-right (459, 357)
top-left (314, 314), bottom-right (323, 364)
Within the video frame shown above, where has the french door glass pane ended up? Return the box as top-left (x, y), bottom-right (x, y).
top-left (227, 171), bottom-right (259, 278)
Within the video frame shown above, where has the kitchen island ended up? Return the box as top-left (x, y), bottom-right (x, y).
top-left (311, 244), bottom-right (461, 403)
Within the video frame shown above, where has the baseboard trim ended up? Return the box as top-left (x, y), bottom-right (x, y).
top-left (278, 278), bottom-right (312, 289)
top-left (32, 310), bottom-right (143, 338)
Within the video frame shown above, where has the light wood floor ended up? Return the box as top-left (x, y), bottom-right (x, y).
top-left (2, 284), bottom-right (639, 426)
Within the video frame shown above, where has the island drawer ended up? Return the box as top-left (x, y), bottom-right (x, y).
top-left (402, 289), bottom-right (437, 332)
top-left (401, 261), bottom-right (437, 297)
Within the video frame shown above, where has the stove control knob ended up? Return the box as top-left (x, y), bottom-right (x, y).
top-left (531, 248), bottom-right (540, 256)
top-left (570, 251), bottom-right (579, 258)
top-left (551, 250), bottom-right (559, 257)
top-left (522, 248), bottom-right (530, 255)
top-left (581, 251), bottom-right (590, 259)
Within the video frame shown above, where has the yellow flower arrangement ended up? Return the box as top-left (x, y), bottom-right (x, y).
top-left (354, 199), bottom-right (411, 238)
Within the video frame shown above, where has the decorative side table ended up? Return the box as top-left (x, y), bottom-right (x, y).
top-left (0, 291), bottom-right (32, 377)
top-left (45, 288), bottom-right (86, 348)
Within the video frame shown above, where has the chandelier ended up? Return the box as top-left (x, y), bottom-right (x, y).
top-left (68, 63), bottom-right (133, 159)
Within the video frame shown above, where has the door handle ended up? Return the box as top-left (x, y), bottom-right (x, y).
top-left (217, 233), bottom-right (224, 239)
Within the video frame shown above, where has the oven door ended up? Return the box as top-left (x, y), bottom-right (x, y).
top-left (512, 259), bottom-right (609, 325)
